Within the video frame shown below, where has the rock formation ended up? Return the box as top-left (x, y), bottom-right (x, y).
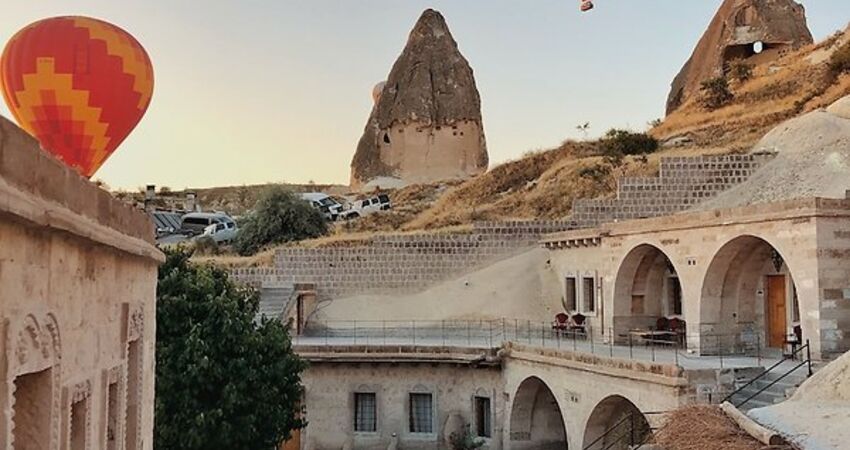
top-left (697, 95), bottom-right (850, 211)
top-left (666, 0), bottom-right (813, 114)
top-left (350, 9), bottom-right (488, 189)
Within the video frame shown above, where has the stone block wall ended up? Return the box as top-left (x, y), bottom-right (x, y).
top-left (569, 154), bottom-right (774, 227)
top-left (0, 117), bottom-right (154, 243)
top-left (231, 220), bottom-right (573, 299)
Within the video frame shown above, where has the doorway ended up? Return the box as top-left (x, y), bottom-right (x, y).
top-left (766, 275), bottom-right (787, 348)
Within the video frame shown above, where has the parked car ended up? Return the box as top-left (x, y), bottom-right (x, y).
top-left (180, 212), bottom-right (237, 236)
top-left (342, 194), bottom-right (392, 219)
top-left (300, 193), bottom-right (344, 221)
top-left (200, 220), bottom-right (238, 244)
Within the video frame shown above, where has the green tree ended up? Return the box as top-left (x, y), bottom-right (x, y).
top-left (155, 249), bottom-right (306, 450)
top-left (234, 186), bottom-right (328, 256)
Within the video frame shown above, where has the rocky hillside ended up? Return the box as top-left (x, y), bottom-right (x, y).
top-left (157, 25), bottom-right (850, 244)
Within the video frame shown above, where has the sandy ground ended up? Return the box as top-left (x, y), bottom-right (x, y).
top-left (311, 248), bottom-right (562, 322)
top-left (748, 350), bottom-right (850, 450)
top-left (698, 96), bottom-right (850, 211)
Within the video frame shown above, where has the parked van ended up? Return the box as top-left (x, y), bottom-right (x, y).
top-left (181, 212), bottom-right (237, 236)
top-left (300, 193), bottom-right (343, 221)
top-left (201, 220), bottom-right (239, 244)
top-left (342, 194), bottom-right (391, 219)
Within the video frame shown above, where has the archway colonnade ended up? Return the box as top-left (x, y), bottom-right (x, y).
top-left (611, 234), bottom-right (803, 355)
top-left (507, 376), bottom-right (653, 450)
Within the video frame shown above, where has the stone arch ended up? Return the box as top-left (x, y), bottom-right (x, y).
top-left (583, 395), bottom-right (650, 450)
top-left (613, 244), bottom-right (684, 339)
top-left (700, 235), bottom-right (800, 352)
top-left (509, 376), bottom-right (568, 449)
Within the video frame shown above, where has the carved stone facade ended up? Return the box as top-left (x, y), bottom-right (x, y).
top-left (0, 116), bottom-right (162, 450)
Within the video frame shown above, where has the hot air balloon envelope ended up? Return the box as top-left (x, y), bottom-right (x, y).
top-left (372, 81), bottom-right (387, 104)
top-left (0, 16), bottom-right (154, 178)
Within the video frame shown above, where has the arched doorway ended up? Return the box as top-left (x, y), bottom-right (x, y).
top-left (583, 395), bottom-right (650, 450)
top-left (509, 377), bottom-right (568, 449)
top-left (701, 236), bottom-right (801, 354)
top-left (613, 245), bottom-right (684, 341)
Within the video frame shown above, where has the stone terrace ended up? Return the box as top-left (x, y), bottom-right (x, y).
top-left (569, 154), bottom-right (774, 227)
top-left (231, 220), bottom-right (573, 298)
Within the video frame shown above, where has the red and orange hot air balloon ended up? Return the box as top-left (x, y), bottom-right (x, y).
top-left (0, 16), bottom-right (154, 178)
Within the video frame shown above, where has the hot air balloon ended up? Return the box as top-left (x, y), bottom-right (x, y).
top-left (0, 16), bottom-right (154, 178)
top-left (372, 81), bottom-right (387, 105)
top-left (580, 1), bottom-right (595, 12)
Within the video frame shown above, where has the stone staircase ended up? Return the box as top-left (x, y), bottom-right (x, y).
top-left (728, 363), bottom-right (815, 411)
top-left (257, 284), bottom-right (294, 321)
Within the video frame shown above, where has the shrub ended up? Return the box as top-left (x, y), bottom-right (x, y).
top-left (698, 77), bottom-right (734, 110)
top-left (234, 186), bottom-right (328, 256)
top-left (729, 60), bottom-right (754, 82)
top-left (828, 40), bottom-right (850, 76)
top-left (192, 236), bottom-right (220, 255)
top-left (579, 163), bottom-right (612, 183)
top-left (599, 129), bottom-right (659, 158)
top-left (449, 425), bottom-right (485, 450)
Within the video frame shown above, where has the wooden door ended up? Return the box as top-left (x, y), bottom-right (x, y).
top-left (767, 275), bottom-right (787, 348)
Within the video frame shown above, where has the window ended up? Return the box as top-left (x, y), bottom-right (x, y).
top-left (565, 277), bottom-right (577, 311)
top-left (583, 277), bottom-right (596, 313)
top-left (474, 396), bottom-right (491, 438)
top-left (12, 369), bottom-right (53, 450)
top-left (669, 277), bottom-right (682, 316)
top-left (125, 340), bottom-right (141, 450)
top-left (409, 393), bottom-right (433, 434)
top-left (354, 393), bottom-right (377, 432)
top-left (106, 382), bottom-right (119, 450)
top-left (71, 399), bottom-right (87, 450)
top-left (182, 217), bottom-right (210, 226)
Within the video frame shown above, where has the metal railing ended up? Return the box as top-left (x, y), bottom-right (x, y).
top-left (582, 411), bottom-right (663, 450)
top-left (298, 319), bottom-right (786, 370)
top-left (721, 339), bottom-right (813, 408)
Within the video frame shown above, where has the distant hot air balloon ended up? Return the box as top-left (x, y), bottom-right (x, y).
top-left (0, 16), bottom-right (154, 178)
top-left (580, 1), bottom-right (595, 12)
top-left (372, 81), bottom-right (387, 105)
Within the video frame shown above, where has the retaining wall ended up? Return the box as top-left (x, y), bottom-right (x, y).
top-left (569, 154), bottom-right (774, 227)
top-left (231, 220), bottom-right (574, 299)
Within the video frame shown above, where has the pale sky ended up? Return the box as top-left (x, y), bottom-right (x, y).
top-left (1, 1), bottom-right (849, 190)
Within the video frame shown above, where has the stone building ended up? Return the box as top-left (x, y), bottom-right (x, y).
top-left (0, 116), bottom-right (162, 450)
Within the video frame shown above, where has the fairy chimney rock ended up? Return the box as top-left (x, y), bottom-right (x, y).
top-left (666, 0), bottom-right (813, 114)
top-left (350, 9), bottom-right (488, 189)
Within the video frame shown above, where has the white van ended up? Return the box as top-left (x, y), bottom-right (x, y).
top-left (342, 194), bottom-right (391, 219)
top-left (299, 193), bottom-right (343, 221)
top-left (181, 212), bottom-right (237, 237)
top-left (201, 220), bottom-right (238, 244)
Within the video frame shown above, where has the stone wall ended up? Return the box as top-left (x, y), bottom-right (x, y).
top-left (568, 154), bottom-right (774, 227)
top-left (0, 116), bottom-right (162, 450)
top-left (231, 221), bottom-right (574, 300)
top-left (302, 359), bottom-right (503, 450)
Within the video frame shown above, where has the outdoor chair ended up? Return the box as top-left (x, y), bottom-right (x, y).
top-left (552, 313), bottom-right (570, 332)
